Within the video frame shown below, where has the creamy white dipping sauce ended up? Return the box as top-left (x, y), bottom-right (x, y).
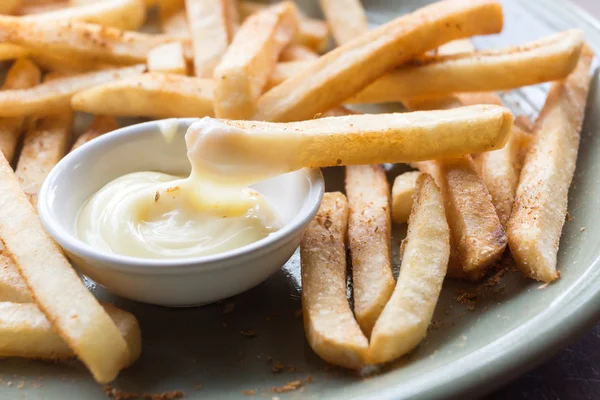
top-left (76, 119), bottom-right (284, 259)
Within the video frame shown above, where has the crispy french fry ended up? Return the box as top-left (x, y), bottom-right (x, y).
top-left (0, 58), bottom-right (41, 162)
top-left (507, 46), bottom-right (593, 282)
top-left (15, 111), bottom-right (74, 207)
top-left (0, 302), bottom-right (141, 367)
top-left (0, 17), bottom-right (180, 64)
top-left (319, 0), bottom-right (368, 45)
top-left (214, 1), bottom-right (299, 119)
top-left (391, 171), bottom-right (421, 224)
top-left (266, 60), bottom-right (308, 89)
top-left (239, 0), bottom-right (330, 53)
top-left (301, 192), bottom-right (368, 369)
top-left (253, 0), bottom-right (504, 122)
top-left (147, 42), bottom-right (187, 75)
top-left (158, 0), bottom-right (188, 37)
top-left (72, 115), bottom-right (118, 150)
top-left (0, 152), bottom-right (130, 383)
top-left (185, 106), bottom-right (512, 186)
top-left (0, 43), bottom-right (29, 61)
top-left (367, 174), bottom-right (450, 364)
top-left (185, 0), bottom-right (238, 78)
top-left (0, 64), bottom-right (145, 117)
top-left (72, 73), bottom-right (213, 118)
top-left (0, 0), bottom-right (21, 15)
top-left (350, 30), bottom-right (584, 104)
top-left (279, 44), bottom-right (318, 62)
top-left (0, 242), bottom-right (31, 303)
top-left (345, 165), bottom-right (395, 337)
top-left (21, 0), bottom-right (146, 30)
top-left (30, 51), bottom-right (113, 74)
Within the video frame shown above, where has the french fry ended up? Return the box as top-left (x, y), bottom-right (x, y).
top-left (21, 0), bottom-right (146, 30)
top-left (239, 0), bottom-right (330, 53)
top-left (0, 0), bottom-right (21, 15)
top-left (185, 0), bottom-right (238, 78)
top-left (0, 152), bottom-right (130, 383)
top-left (158, 0), bottom-right (188, 37)
top-left (71, 115), bottom-right (118, 150)
top-left (391, 171), bottom-right (421, 224)
top-left (350, 30), bottom-right (584, 104)
top-left (0, 58), bottom-right (41, 163)
top-left (507, 46), bottom-right (593, 282)
top-left (0, 242), bottom-right (31, 303)
top-left (367, 174), bottom-right (450, 364)
top-left (253, 0), bottom-right (504, 122)
top-left (301, 192), bottom-right (368, 369)
top-left (185, 106), bottom-right (512, 185)
top-left (0, 64), bottom-right (145, 117)
top-left (72, 73), bottom-right (213, 118)
top-left (345, 164), bottom-right (395, 337)
top-left (414, 156), bottom-right (507, 280)
top-left (15, 110), bottom-right (74, 207)
top-left (266, 60), bottom-right (308, 90)
top-left (318, 0), bottom-right (368, 45)
top-left (0, 302), bottom-right (141, 367)
top-left (214, 1), bottom-right (299, 119)
top-left (17, 1), bottom-right (68, 15)
top-left (147, 42), bottom-right (187, 75)
top-left (0, 17), bottom-right (180, 64)
top-left (30, 51), bottom-right (113, 74)
top-left (279, 44), bottom-right (318, 62)
top-left (0, 43), bottom-right (28, 61)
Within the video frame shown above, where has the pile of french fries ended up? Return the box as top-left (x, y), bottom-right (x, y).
top-left (0, 0), bottom-right (593, 383)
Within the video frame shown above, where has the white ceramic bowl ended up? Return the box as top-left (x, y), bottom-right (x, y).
top-left (37, 119), bottom-right (324, 307)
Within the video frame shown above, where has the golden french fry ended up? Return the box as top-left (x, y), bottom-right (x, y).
top-left (72, 115), bottom-right (119, 150)
top-left (279, 44), bottom-right (318, 62)
top-left (0, 17), bottom-right (180, 64)
top-left (507, 46), bottom-right (593, 282)
top-left (345, 165), bottom-right (395, 337)
top-left (351, 30), bottom-right (584, 104)
top-left (30, 51), bottom-right (113, 74)
top-left (301, 192), bottom-right (368, 369)
top-left (185, 0), bottom-right (238, 78)
top-left (0, 43), bottom-right (29, 60)
top-left (21, 0), bottom-right (146, 30)
top-left (214, 1), bottom-right (299, 119)
top-left (0, 302), bottom-right (141, 367)
top-left (0, 58), bottom-right (41, 163)
top-left (158, 0), bottom-right (188, 37)
top-left (15, 111), bottom-right (74, 207)
top-left (239, 0), bottom-right (330, 53)
top-left (72, 73), bottom-right (213, 118)
top-left (0, 64), bottom-right (145, 117)
top-left (147, 42), bottom-right (187, 75)
top-left (17, 1), bottom-right (67, 15)
top-left (0, 152), bottom-right (130, 383)
top-left (0, 0), bottom-right (21, 15)
top-left (391, 171), bottom-right (421, 224)
top-left (0, 242), bottom-right (31, 303)
top-left (367, 174), bottom-right (450, 364)
top-left (253, 0), bottom-right (503, 122)
top-left (318, 0), bottom-right (368, 45)
top-left (266, 60), bottom-right (308, 89)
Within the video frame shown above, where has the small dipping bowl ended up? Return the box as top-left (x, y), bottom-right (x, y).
top-left (38, 119), bottom-right (324, 307)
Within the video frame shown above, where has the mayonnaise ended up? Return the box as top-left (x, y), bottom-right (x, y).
top-left (76, 118), bottom-right (284, 259)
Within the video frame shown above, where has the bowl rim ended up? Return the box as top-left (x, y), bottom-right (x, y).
top-left (37, 118), bottom-right (325, 272)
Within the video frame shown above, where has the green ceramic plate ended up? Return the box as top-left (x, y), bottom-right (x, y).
top-left (2, 1), bottom-right (600, 399)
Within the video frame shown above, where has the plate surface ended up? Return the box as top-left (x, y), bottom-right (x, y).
top-left (2, 1), bottom-right (600, 399)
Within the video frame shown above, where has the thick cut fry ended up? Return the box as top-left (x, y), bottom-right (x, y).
top-left (0, 58), bottom-right (41, 163)
top-left (31, 51), bottom-right (112, 74)
top-left (266, 60), bottom-right (308, 89)
top-left (507, 46), bottom-right (593, 282)
top-left (351, 30), bottom-right (584, 104)
top-left (319, 0), bottom-right (368, 45)
top-left (0, 17), bottom-right (180, 64)
top-left (72, 115), bottom-right (118, 150)
top-left (415, 157), bottom-right (507, 280)
top-left (0, 43), bottom-right (28, 60)
top-left (0, 302), bottom-right (141, 367)
top-left (391, 171), bottom-right (421, 224)
top-left (72, 73), bottom-right (213, 118)
top-left (17, 1), bottom-right (68, 15)
top-left (0, 64), bottom-right (145, 117)
top-left (15, 111), bottom-right (74, 207)
top-left (147, 42), bottom-right (187, 75)
top-left (0, 153), bottom-right (129, 383)
top-left (279, 44), bottom-right (318, 62)
top-left (0, 0), bottom-right (21, 15)
top-left (21, 0), bottom-right (146, 30)
top-left (158, 0), bottom-right (188, 37)
top-left (253, 0), bottom-right (504, 122)
top-left (239, 0), bottom-right (330, 53)
top-left (185, 0), bottom-right (237, 78)
top-left (301, 192), bottom-right (368, 369)
top-left (346, 165), bottom-right (395, 337)
top-left (0, 242), bottom-right (31, 303)
top-left (214, 1), bottom-right (299, 119)
top-left (368, 174), bottom-right (450, 364)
